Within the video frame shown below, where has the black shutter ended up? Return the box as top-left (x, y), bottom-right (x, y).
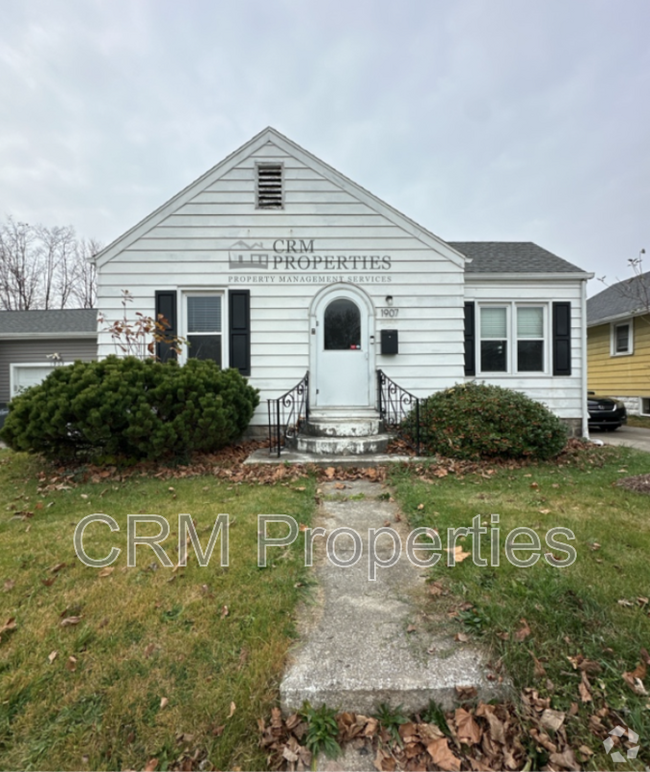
top-left (155, 290), bottom-right (177, 362)
top-left (229, 290), bottom-right (251, 376)
top-left (464, 302), bottom-right (476, 376)
top-left (553, 302), bottom-right (571, 376)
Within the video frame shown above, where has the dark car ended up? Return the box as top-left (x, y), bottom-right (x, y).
top-left (587, 393), bottom-right (627, 431)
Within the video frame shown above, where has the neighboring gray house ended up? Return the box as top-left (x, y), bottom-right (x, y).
top-left (0, 309), bottom-right (97, 406)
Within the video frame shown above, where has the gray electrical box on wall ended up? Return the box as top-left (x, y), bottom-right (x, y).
top-left (381, 329), bottom-right (398, 355)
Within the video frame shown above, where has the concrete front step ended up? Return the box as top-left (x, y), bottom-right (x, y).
top-left (305, 417), bottom-right (384, 437)
top-left (295, 433), bottom-right (390, 456)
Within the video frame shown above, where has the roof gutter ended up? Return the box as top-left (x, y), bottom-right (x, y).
top-left (587, 307), bottom-right (649, 327)
top-left (465, 272), bottom-right (594, 281)
top-left (0, 331), bottom-right (97, 340)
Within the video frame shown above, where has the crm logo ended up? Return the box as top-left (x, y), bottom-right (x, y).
top-left (603, 725), bottom-right (640, 763)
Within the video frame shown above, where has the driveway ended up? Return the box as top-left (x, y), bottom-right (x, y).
top-left (591, 425), bottom-right (650, 453)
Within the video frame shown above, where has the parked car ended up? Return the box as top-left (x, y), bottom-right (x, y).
top-left (587, 393), bottom-right (627, 431)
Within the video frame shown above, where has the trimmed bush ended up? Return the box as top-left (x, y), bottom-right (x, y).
top-left (407, 382), bottom-right (567, 460)
top-left (0, 356), bottom-right (259, 462)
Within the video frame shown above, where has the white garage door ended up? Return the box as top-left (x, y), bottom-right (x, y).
top-left (11, 364), bottom-right (56, 398)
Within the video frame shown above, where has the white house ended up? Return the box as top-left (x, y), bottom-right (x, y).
top-left (94, 127), bottom-right (592, 448)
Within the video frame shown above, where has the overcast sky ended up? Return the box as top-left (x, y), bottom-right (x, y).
top-left (1, 0), bottom-right (648, 294)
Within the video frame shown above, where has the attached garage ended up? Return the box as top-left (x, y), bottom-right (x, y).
top-left (0, 310), bottom-right (97, 423)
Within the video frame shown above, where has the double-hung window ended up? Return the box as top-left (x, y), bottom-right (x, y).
top-left (517, 307), bottom-right (544, 371)
top-left (185, 294), bottom-right (223, 366)
top-left (478, 303), bottom-right (547, 374)
top-left (611, 320), bottom-right (632, 356)
top-left (480, 307), bottom-right (508, 372)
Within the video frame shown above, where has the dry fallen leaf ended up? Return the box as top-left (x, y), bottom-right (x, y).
top-left (48, 650), bottom-right (58, 663)
top-left (447, 545), bottom-right (471, 563)
top-left (144, 759), bottom-right (159, 772)
top-left (3, 579), bottom-right (15, 592)
top-left (66, 655), bottom-right (77, 672)
top-left (540, 708), bottom-right (566, 732)
top-left (427, 737), bottom-right (461, 771)
top-left (144, 643), bottom-right (156, 658)
top-left (220, 605), bottom-right (229, 619)
top-left (228, 701), bottom-right (236, 719)
top-left (98, 566), bottom-right (114, 578)
top-left (515, 618), bottom-right (531, 641)
top-left (60, 616), bottom-right (82, 627)
top-left (160, 697), bottom-right (169, 709)
top-left (454, 707), bottom-right (481, 745)
top-left (455, 632), bottom-right (469, 643)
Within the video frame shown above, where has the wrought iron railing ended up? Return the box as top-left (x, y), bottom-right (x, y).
top-left (267, 372), bottom-right (309, 457)
top-left (377, 369), bottom-right (421, 455)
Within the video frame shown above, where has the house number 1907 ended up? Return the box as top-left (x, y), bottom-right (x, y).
top-left (380, 308), bottom-right (399, 318)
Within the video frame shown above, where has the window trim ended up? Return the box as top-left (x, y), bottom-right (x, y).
top-left (477, 302), bottom-right (549, 376)
top-left (179, 289), bottom-right (228, 367)
top-left (479, 304), bottom-right (510, 374)
top-left (610, 319), bottom-right (634, 357)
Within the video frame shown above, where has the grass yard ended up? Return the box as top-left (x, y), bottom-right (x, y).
top-left (390, 444), bottom-right (650, 769)
top-left (628, 415), bottom-right (650, 429)
top-left (0, 450), bottom-right (316, 771)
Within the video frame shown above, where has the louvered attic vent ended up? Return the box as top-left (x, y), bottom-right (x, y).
top-left (256, 164), bottom-right (283, 209)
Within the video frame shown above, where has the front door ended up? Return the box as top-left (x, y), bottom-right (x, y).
top-left (313, 288), bottom-right (372, 407)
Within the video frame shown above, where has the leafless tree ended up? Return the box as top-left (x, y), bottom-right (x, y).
top-left (0, 215), bottom-right (100, 309)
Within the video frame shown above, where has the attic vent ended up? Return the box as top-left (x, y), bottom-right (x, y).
top-left (256, 163), bottom-right (283, 209)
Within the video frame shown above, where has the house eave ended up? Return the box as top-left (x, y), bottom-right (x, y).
top-left (0, 331), bottom-right (98, 341)
top-left (587, 308), bottom-right (649, 327)
top-left (465, 272), bottom-right (594, 282)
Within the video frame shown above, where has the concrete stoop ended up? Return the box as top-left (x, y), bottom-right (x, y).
top-left (280, 480), bottom-right (509, 716)
top-left (291, 408), bottom-right (391, 456)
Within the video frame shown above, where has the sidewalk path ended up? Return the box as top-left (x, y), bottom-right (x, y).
top-left (280, 479), bottom-right (507, 716)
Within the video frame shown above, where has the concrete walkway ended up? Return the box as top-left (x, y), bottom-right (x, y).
top-left (280, 479), bottom-right (507, 716)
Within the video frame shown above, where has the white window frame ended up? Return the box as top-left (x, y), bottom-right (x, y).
top-left (179, 289), bottom-right (228, 367)
top-left (477, 302), bottom-right (549, 376)
top-left (10, 362), bottom-right (57, 398)
top-left (610, 319), bottom-right (634, 357)
top-left (479, 304), bottom-right (510, 374)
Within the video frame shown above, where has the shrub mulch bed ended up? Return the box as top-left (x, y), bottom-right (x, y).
top-left (27, 437), bottom-right (619, 495)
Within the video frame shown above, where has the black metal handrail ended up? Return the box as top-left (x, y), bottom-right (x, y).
top-left (377, 369), bottom-right (421, 455)
top-left (267, 372), bottom-right (309, 457)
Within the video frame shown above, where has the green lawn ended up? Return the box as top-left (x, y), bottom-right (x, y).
top-left (0, 450), bottom-right (316, 771)
top-left (390, 444), bottom-right (650, 769)
top-left (2, 443), bottom-right (650, 770)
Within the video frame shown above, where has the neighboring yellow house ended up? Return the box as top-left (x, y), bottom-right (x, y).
top-left (587, 271), bottom-right (650, 415)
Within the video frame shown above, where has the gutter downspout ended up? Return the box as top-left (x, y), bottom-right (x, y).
top-left (581, 278), bottom-right (590, 439)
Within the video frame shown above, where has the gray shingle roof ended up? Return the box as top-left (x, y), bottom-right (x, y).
top-left (587, 271), bottom-right (650, 326)
top-left (450, 242), bottom-right (587, 274)
top-left (0, 309), bottom-right (97, 335)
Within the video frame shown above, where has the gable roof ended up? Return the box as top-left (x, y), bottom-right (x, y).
top-left (587, 271), bottom-right (650, 325)
top-left (451, 242), bottom-right (588, 275)
top-left (95, 127), bottom-right (468, 269)
top-left (0, 309), bottom-right (97, 337)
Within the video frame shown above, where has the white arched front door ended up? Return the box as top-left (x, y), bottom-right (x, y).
top-left (310, 285), bottom-right (375, 408)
